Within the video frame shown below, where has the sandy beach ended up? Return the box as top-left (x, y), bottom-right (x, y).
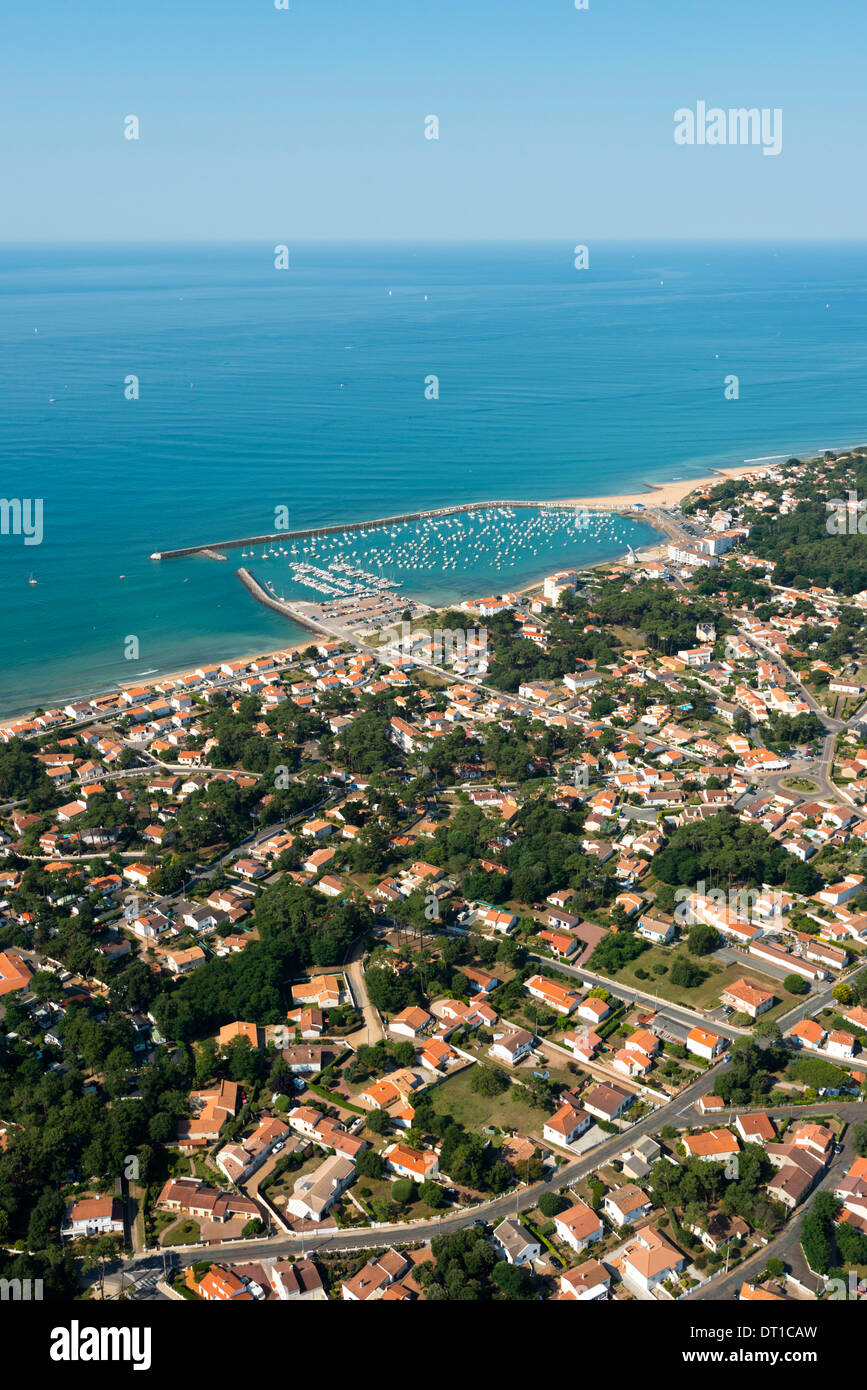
top-left (6, 642), bottom-right (317, 723)
top-left (123, 642), bottom-right (316, 693)
top-left (560, 461), bottom-right (777, 511)
top-left (2, 460), bottom-right (780, 726)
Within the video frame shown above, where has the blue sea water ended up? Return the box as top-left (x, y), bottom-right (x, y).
top-left (1, 240), bottom-right (866, 718)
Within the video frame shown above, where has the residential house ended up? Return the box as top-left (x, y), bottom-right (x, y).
top-left (493, 1218), bottom-right (541, 1267)
top-left (602, 1184), bottom-right (653, 1228)
top-left (582, 1083), bottom-right (633, 1123)
top-left (618, 1225), bottom-right (686, 1295)
top-left (490, 1028), bottom-right (535, 1067)
top-left (286, 1154), bottom-right (355, 1223)
top-left (63, 1197), bottom-right (124, 1240)
top-left (543, 1104), bottom-right (592, 1148)
top-left (559, 1258), bottom-right (611, 1302)
top-left (553, 1200), bottom-right (604, 1254)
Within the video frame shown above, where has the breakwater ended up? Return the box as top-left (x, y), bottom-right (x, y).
top-left (150, 497), bottom-right (652, 560)
top-left (236, 568), bottom-right (331, 638)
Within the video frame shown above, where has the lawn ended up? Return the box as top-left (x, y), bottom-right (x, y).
top-left (429, 1065), bottom-right (543, 1132)
top-left (596, 944), bottom-right (801, 1015)
top-left (162, 1218), bottom-right (201, 1245)
top-left (261, 1151), bottom-right (322, 1203)
top-left (610, 626), bottom-right (647, 649)
top-left (598, 943), bottom-right (730, 1008)
top-left (351, 1175), bottom-right (448, 1224)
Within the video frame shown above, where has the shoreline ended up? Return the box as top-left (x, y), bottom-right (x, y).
top-left (0, 456), bottom-right (809, 730)
top-left (559, 459), bottom-right (779, 511)
top-left (2, 641), bottom-right (318, 731)
top-left (148, 462), bottom-right (778, 563)
top-left (0, 533), bottom-right (645, 728)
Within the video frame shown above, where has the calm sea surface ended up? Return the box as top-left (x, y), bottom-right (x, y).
top-left (1, 241), bottom-right (865, 716)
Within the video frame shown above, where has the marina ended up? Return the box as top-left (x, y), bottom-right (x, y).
top-left (237, 566), bottom-right (430, 645)
top-left (148, 497), bottom-right (658, 563)
top-left (161, 502), bottom-right (670, 650)
top-left (150, 503), bottom-right (665, 595)
top-left (224, 502), bottom-right (668, 650)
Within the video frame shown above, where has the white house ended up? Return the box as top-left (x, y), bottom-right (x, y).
top-left (63, 1197), bottom-right (125, 1240)
top-left (637, 914), bottom-right (676, 945)
top-left (553, 1201), bottom-right (603, 1255)
top-left (388, 1006), bottom-right (432, 1039)
top-left (560, 1259), bottom-right (611, 1301)
top-left (602, 1184), bottom-right (653, 1228)
top-left (686, 1026), bottom-right (725, 1062)
top-left (493, 1218), bottom-right (541, 1267)
top-left (543, 1104), bottom-right (592, 1148)
top-left (619, 1225), bottom-right (686, 1294)
top-left (286, 1155), bottom-right (355, 1223)
top-left (489, 1028), bottom-right (535, 1066)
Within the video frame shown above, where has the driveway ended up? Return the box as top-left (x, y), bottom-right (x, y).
top-left (343, 938), bottom-right (385, 1046)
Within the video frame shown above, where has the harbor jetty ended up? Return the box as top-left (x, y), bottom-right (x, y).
top-left (237, 569), bottom-right (331, 638)
top-left (148, 496), bottom-right (656, 561)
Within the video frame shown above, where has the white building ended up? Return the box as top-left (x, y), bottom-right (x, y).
top-left (63, 1197), bottom-right (125, 1240)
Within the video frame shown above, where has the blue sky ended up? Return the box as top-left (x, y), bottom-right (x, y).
top-left (2, 0), bottom-right (864, 241)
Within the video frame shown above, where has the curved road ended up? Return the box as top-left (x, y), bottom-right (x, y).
top-left (119, 1057), bottom-right (728, 1277)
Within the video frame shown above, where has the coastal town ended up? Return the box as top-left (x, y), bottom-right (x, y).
top-left (5, 449), bottom-right (867, 1307)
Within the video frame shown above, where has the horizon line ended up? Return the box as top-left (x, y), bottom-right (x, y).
top-left (3, 236), bottom-right (867, 247)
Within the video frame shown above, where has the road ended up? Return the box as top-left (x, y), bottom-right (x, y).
top-left (737, 629), bottom-right (866, 815)
top-left (528, 952), bottom-right (747, 1041)
top-left (118, 1055), bottom-right (728, 1277)
top-left (343, 935), bottom-right (386, 1047)
top-left (136, 792), bottom-right (332, 915)
top-left (686, 1100), bottom-right (867, 1301)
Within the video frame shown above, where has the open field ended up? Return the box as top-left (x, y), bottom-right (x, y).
top-left (596, 944), bottom-right (804, 1016)
top-left (429, 1064), bottom-right (543, 1132)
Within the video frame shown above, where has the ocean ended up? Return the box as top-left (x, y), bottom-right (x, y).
top-left (1, 240), bottom-right (866, 718)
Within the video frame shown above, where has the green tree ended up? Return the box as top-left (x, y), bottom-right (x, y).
top-left (356, 1149), bottom-right (383, 1180)
top-left (783, 973), bottom-right (809, 996)
top-left (687, 923), bottom-right (721, 957)
top-left (670, 958), bottom-right (705, 989)
top-left (364, 1109), bottom-right (392, 1136)
top-left (470, 1065), bottom-right (509, 1098)
top-left (492, 1260), bottom-right (532, 1299)
top-left (538, 1191), bottom-right (567, 1219)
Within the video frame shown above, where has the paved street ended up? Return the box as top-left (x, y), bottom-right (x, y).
top-left (687, 1100), bottom-right (867, 1300)
top-left (119, 1057), bottom-right (727, 1276)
